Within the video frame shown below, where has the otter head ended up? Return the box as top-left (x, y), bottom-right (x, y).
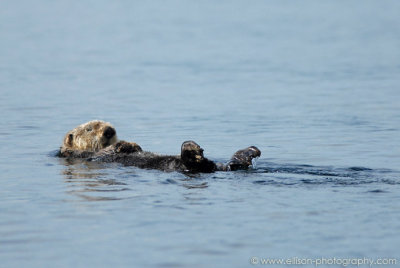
top-left (61, 120), bottom-right (118, 153)
top-left (181, 140), bottom-right (205, 165)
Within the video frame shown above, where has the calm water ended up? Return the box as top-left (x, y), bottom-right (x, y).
top-left (1, 1), bottom-right (400, 267)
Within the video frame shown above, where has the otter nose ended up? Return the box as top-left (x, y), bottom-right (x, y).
top-left (103, 127), bottom-right (116, 139)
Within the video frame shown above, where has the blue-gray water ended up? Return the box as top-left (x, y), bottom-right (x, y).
top-left (1, 1), bottom-right (400, 267)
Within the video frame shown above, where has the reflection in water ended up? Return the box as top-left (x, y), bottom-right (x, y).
top-left (60, 158), bottom-right (132, 201)
top-left (59, 155), bottom-right (400, 202)
top-left (59, 157), bottom-right (211, 201)
top-left (183, 182), bottom-right (208, 189)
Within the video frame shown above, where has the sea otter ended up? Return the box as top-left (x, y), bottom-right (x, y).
top-left (58, 121), bottom-right (261, 173)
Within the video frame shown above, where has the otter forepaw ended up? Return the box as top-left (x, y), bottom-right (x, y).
top-left (115, 141), bottom-right (143, 154)
top-left (227, 146), bottom-right (261, 171)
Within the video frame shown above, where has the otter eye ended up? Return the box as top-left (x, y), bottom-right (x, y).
top-left (86, 127), bottom-right (92, 132)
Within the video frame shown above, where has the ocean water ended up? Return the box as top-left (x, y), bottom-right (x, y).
top-left (1, 1), bottom-right (400, 267)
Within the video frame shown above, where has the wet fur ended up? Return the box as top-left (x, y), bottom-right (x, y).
top-left (85, 141), bottom-right (260, 173)
top-left (90, 150), bottom-right (217, 173)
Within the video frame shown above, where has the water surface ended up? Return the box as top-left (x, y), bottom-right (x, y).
top-left (1, 1), bottom-right (400, 267)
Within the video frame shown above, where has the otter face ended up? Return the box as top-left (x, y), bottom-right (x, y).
top-left (61, 120), bottom-right (118, 152)
top-left (181, 140), bottom-right (205, 163)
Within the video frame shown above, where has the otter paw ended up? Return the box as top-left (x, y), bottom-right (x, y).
top-left (115, 141), bottom-right (143, 154)
top-left (227, 146), bottom-right (261, 171)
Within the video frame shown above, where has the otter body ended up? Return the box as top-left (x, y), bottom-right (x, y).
top-left (59, 121), bottom-right (261, 173)
top-left (90, 149), bottom-right (218, 173)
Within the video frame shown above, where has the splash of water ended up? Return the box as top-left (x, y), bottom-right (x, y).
top-left (251, 157), bottom-right (259, 169)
